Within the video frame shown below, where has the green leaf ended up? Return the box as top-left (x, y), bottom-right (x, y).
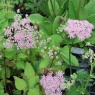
top-left (69, 0), bottom-right (77, 19)
top-left (39, 55), bottom-right (50, 69)
top-left (49, 34), bottom-right (62, 46)
top-left (38, 0), bottom-right (50, 16)
top-left (14, 76), bottom-right (27, 90)
top-left (59, 46), bottom-right (79, 66)
top-left (5, 49), bottom-right (15, 59)
top-left (29, 14), bottom-right (44, 24)
top-left (24, 62), bottom-right (35, 78)
top-left (85, 0), bottom-right (95, 16)
top-left (53, 16), bottom-right (61, 34)
top-left (28, 85), bottom-right (39, 95)
top-left (40, 21), bottom-right (53, 36)
top-left (28, 75), bottom-right (39, 88)
top-left (86, 14), bottom-right (95, 26)
top-left (18, 53), bottom-right (27, 59)
top-left (16, 61), bottom-right (25, 69)
top-left (86, 32), bottom-right (95, 44)
top-left (48, 0), bottom-right (60, 17)
top-left (0, 67), bottom-right (10, 79)
top-left (79, 7), bottom-right (88, 20)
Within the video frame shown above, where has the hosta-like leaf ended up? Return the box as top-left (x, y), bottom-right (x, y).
top-left (85, 0), bottom-right (95, 16)
top-left (59, 46), bottom-right (79, 66)
top-left (48, 0), bottom-right (60, 17)
top-left (29, 14), bottom-right (44, 24)
top-left (53, 16), bottom-right (62, 34)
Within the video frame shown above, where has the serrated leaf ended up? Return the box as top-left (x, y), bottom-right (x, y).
top-left (24, 62), bottom-right (35, 78)
top-left (14, 76), bottom-right (27, 90)
top-left (18, 53), bottom-right (27, 59)
top-left (28, 75), bottom-right (39, 88)
top-left (28, 85), bottom-right (39, 95)
top-left (39, 55), bottom-right (50, 69)
top-left (16, 61), bottom-right (25, 69)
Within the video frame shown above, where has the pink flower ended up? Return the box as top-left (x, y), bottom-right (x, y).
top-left (40, 71), bottom-right (64, 95)
top-left (63, 19), bottom-right (94, 40)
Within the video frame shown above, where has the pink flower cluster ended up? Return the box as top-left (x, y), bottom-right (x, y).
top-left (4, 14), bottom-right (36, 49)
top-left (40, 71), bottom-right (64, 95)
top-left (63, 19), bottom-right (94, 40)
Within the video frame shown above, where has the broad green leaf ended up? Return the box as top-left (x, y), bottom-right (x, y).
top-left (86, 32), bottom-right (95, 44)
top-left (38, 0), bottom-right (50, 16)
top-left (0, 67), bottom-right (10, 79)
top-left (59, 46), bottom-right (79, 66)
top-left (18, 53), bottom-right (27, 59)
top-left (53, 16), bottom-right (62, 34)
top-left (28, 85), bottom-right (39, 95)
top-left (48, 0), bottom-right (60, 17)
top-left (87, 14), bottom-right (95, 26)
top-left (69, 0), bottom-right (77, 19)
top-left (5, 49), bottom-right (15, 59)
top-left (28, 75), bottom-right (39, 88)
top-left (49, 34), bottom-right (62, 46)
top-left (29, 14), bottom-right (44, 24)
top-left (14, 76), bottom-right (27, 90)
top-left (79, 7), bottom-right (88, 20)
top-left (40, 21), bottom-right (53, 36)
top-left (16, 61), bottom-right (25, 69)
top-left (85, 0), bottom-right (95, 16)
top-left (39, 55), bottom-right (50, 69)
top-left (24, 62), bottom-right (35, 78)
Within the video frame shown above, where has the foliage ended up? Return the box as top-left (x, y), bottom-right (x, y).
top-left (0, 0), bottom-right (95, 95)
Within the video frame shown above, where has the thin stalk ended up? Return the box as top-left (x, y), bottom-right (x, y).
top-left (76, 59), bottom-right (85, 72)
top-left (83, 75), bottom-right (90, 94)
top-left (69, 39), bottom-right (74, 74)
top-left (50, 57), bottom-right (55, 68)
top-left (83, 63), bottom-right (94, 94)
top-left (3, 50), bottom-right (7, 92)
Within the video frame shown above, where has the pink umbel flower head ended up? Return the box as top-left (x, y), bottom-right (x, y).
top-left (40, 70), bottom-right (64, 95)
top-left (4, 14), bottom-right (38, 49)
top-left (63, 19), bottom-right (94, 40)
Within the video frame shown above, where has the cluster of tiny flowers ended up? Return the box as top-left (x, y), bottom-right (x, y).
top-left (4, 14), bottom-right (37, 49)
top-left (40, 71), bottom-right (64, 95)
top-left (58, 19), bottom-right (94, 40)
top-left (82, 49), bottom-right (95, 63)
top-left (39, 37), bottom-right (51, 47)
top-left (61, 73), bottom-right (77, 89)
top-left (48, 46), bottom-right (59, 59)
top-left (86, 42), bottom-right (92, 46)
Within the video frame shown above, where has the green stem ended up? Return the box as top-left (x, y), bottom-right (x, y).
top-left (50, 57), bottom-right (55, 68)
top-left (83, 63), bottom-right (94, 94)
top-left (69, 46), bottom-right (72, 74)
top-left (83, 75), bottom-right (90, 94)
top-left (69, 39), bottom-right (74, 74)
top-left (3, 49), bottom-right (7, 92)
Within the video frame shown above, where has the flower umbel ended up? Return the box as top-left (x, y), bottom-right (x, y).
top-left (40, 71), bottom-right (64, 95)
top-left (58, 19), bottom-right (94, 41)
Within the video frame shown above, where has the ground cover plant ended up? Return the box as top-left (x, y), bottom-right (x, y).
top-left (0, 0), bottom-right (95, 95)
